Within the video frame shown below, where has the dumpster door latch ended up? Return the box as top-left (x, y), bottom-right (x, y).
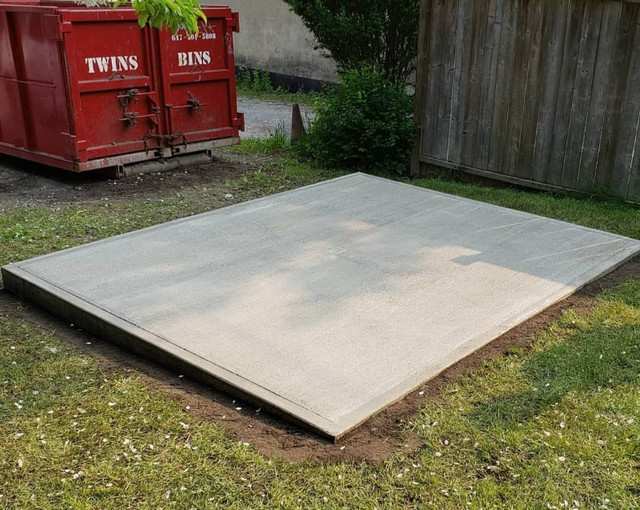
top-left (186, 92), bottom-right (202, 114)
top-left (121, 111), bottom-right (140, 127)
top-left (143, 131), bottom-right (187, 153)
top-left (118, 89), bottom-right (140, 109)
top-left (117, 89), bottom-right (160, 128)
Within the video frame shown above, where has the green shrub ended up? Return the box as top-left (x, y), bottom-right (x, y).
top-left (236, 68), bottom-right (278, 94)
top-left (303, 67), bottom-right (417, 175)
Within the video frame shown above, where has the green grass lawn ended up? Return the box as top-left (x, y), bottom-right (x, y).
top-left (1, 147), bottom-right (639, 508)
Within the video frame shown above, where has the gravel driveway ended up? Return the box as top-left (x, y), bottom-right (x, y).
top-left (237, 97), bottom-right (314, 139)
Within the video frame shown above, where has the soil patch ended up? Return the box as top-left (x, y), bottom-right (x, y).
top-left (1, 255), bottom-right (638, 463)
top-left (0, 151), bottom-right (258, 209)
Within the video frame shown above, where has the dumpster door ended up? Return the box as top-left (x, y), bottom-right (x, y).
top-left (156, 9), bottom-right (243, 153)
top-left (59, 9), bottom-right (163, 163)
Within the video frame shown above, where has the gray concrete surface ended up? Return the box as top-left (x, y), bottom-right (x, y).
top-left (213, 0), bottom-right (338, 83)
top-left (4, 174), bottom-right (640, 438)
top-left (238, 97), bottom-right (313, 139)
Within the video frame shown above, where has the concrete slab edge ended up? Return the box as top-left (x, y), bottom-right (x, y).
top-left (1, 265), bottom-right (344, 440)
top-left (330, 244), bottom-right (640, 435)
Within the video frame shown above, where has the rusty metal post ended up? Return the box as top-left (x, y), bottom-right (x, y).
top-left (291, 103), bottom-right (305, 144)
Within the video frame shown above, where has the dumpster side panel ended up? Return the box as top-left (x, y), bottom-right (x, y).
top-left (0, 9), bottom-right (73, 159)
top-left (0, 12), bottom-right (28, 149)
top-left (158, 9), bottom-right (243, 146)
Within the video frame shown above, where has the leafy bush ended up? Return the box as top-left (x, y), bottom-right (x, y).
top-left (302, 67), bottom-right (416, 175)
top-left (236, 68), bottom-right (277, 94)
top-left (283, 0), bottom-right (419, 85)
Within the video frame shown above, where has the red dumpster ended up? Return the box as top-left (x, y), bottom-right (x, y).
top-left (0, 1), bottom-right (244, 173)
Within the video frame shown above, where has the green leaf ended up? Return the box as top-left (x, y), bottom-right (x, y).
top-left (138, 12), bottom-right (149, 27)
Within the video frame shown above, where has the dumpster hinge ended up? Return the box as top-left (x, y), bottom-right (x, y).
top-left (229, 12), bottom-right (240, 32)
top-left (57, 22), bottom-right (72, 41)
top-left (233, 112), bottom-right (245, 132)
top-left (143, 131), bottom-right (187, 152)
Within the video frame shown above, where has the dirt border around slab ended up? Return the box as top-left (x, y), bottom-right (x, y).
top-left (1, 256), bottom-right (638, 463)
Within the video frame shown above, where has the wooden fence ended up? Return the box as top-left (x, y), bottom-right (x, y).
top-left (413, 0), bottom-right (640, 202)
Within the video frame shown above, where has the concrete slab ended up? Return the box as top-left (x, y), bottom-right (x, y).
top-left (3, 174), bottom-right (639, 438)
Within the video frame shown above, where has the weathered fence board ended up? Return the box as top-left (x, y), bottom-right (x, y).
top-left (448, 0), bottom-right (474, 162)
top-left (576, 2), bottom-right (621, 191)
top-left (516, 0), bottom-right (544, 181)
top-left (488, 0), bottom-right (518, 174)
top-left (415, 0), bottom-right (640, 202)
top-left (561, 1), bottom-right (603, 189)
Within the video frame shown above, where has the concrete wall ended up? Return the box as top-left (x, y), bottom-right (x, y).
top-left (211, 0), bottom-right (338, 83)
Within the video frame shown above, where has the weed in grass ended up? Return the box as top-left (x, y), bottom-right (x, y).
top-left (264, 120), bottom-right (290, 152)
top-left (225, 123), bottom-right (290, 156)
top-left (227, 123), bottom-right (313, 162)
